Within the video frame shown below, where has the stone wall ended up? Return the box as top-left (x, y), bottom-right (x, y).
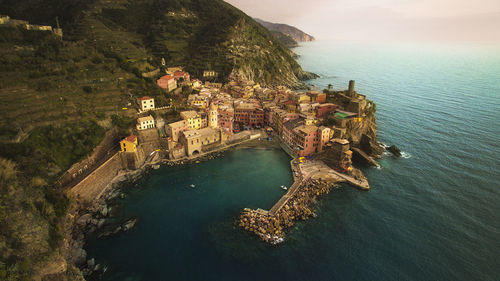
top-left (70, 153), bottom-right (123, 203)
top-left (57, 128), bottom-right (120, 188)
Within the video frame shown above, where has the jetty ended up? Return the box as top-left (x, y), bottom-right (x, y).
top-left (239, 157), bottom-right (370, 244)
top-left (270, 176), bottom-right (309, 215)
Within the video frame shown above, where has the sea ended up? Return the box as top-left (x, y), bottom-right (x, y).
top-left (86, 41), bottom-right (500, 281)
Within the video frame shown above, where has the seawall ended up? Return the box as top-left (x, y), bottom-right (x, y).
top-left (69, 153), bottom-right (123, 202)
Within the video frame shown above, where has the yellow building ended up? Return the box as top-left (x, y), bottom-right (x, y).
top-left (297, 94), bottom-right (311, 104)
top-left (189, 97), bottom-right (208, 109)
top-left (120, 135), bottom-right (138, 152)
top-left (180, 110), bottom-right (202, 130)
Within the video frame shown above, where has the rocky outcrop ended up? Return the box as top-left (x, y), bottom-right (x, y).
top-left (388, 145), bottom-right (402, 157)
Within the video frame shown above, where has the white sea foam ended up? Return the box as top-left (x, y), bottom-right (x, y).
top-left (401, 152), bottom-right (412, 159)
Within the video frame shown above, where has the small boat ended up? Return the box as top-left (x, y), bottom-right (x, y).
top-left (195, 160), bottom-right (200, 164)
top-left (281, 185), bottom-right (288, 190)
top-left (190, 184), bottom-right (195, 188)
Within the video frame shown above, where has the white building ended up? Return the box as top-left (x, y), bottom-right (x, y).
top-left (137, 115), bottom-right (155, 130)
top-left (138, 96), bottom-right (155, 112)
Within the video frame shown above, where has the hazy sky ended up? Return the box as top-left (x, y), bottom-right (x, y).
top-left (225, 0), bottom-right (500, 42)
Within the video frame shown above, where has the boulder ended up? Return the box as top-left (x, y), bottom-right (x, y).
top-left (122, 218), bottom-right (138, 231)
top-left (71, 248), bottom-right (87, 266)
top-left (388, 145), bottom-right (402, 157)
top-left (87, 258), bottom-right (95, 268)
top-left (99, 205), bottom-right (108, 217)
top-left (77, 214), bottom-right (92, 226)
top-left (97, 219), bottom-right (106, 229)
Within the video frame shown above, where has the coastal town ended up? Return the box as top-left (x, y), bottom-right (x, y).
top-left (118, 66), bottom-right (378, 168)
top-left (99, 64), bottom-right (384, 244)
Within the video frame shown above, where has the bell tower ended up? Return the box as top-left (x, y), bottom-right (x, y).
top-left (208, 104), bottom-right (218, 128)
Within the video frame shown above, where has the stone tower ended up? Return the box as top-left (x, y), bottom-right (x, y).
top-left (348, 80), bottom-right (355, 97)
top-left (208, 104), bottom-right (218, 128)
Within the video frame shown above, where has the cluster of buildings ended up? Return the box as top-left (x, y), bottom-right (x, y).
top-left (156, 66), bottom-right (201, 93)
top-left (166, 104), bottom-right (222, 158)
top-left (260, 80), bottom-right (369, 170)
top-left (123, 62), bottom-right (367, 170)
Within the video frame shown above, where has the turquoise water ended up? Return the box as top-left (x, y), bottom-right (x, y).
top-left (87, 41), bottom-right (500, 280)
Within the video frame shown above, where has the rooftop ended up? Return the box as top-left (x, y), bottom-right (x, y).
top-left (183, 127), bottom-right (218, 139)
top-left (167, 120), bottom-right (188, 128)
top-left (138, 115), bottom-right (154, 123)
top-left (124, 135), bottom-right (137, 143)
top-left (158, 75), bottom-right (174, 81)
top-left (332, 138), bottom-right (350, 145)
top-left (295, 125), bottom-right (318, 135)
top-left (180, 110), bottom-right (198, 119)
top-left (139, 96), bottom-right (153, 101)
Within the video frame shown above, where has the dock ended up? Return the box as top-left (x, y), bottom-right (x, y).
top-left (269, 176), bottom-right (309, 215)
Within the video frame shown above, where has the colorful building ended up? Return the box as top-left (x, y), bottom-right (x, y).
top-left (138, 96), bottom-right (155, 112)
top-left (208, 104), bottom-right (218, 128)
top-left (180, 127), bottom-right (221, 156)
top-left (234, 102), bottom-right (264, 128)
top-left (157, 75), bottom-right (177, 92)
top-left (281, 118), bottom-right (332, 157)
top-left (136, 116), bottom-right (155, 130)
top-left (173, 71), bottom-right (190, 82)
top-left (315, 103), bottom-right (338, 118)
top-left (307, 91), bottom-right (327, 104)
top-left (180, 110), bottom-right (202, 130)
top-left (166, 120), bottom-right (189, 142)
top-left (120, 135), bottom-right (138, 152)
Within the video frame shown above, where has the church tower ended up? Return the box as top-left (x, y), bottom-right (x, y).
top-left (208, 104), bottom-right (218, 128)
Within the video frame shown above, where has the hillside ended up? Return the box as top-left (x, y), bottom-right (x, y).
top-left (255, 18), bottom-right (315, 42)
top-left (0, 0), bottom-right (315, 85)
top-left (0, 0), bottom-right (317, 137)
top-left (270, 30), bottom-right (299, 48)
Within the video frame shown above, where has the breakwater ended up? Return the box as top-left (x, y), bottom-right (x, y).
top-left (238, 158), bottom-right (369, 244)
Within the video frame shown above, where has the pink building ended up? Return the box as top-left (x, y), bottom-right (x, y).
top-left (173, 71), bottom-right (191, 82)
top-left (157, 75), bottom-right (177, 92)
top-left (218, 107), bottom-right (234, 135)
top-left (234, 102), bottom-right (264, 128)
top-left (282, 119), bottom-right (332, 157)
top-left (315, 103), bottom-right (338, 118)
top-left (166, 120), bottom-right (188, 142)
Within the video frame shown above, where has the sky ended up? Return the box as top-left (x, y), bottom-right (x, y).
top-left (225, 0), bottom-right (500, 42)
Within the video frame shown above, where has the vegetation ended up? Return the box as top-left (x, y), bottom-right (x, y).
top-left (0, 120), bottom-right (105, 279)
top-left (270, 31), bottom-right (298, 48)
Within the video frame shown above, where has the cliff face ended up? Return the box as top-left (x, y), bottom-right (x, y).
top-left (254, 18), bottom-right (316, 42)
top-left (227, 18), bottom-right (316, 88)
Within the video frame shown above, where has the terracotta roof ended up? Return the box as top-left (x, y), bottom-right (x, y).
top-left (174, 71), bottom-right (188, 77)
top-left (139, 96), bottom-right (152, 101)
top-left (158, 75), bottom-right (174, 81)
top-left (137, 115), bottom-right (154, 123)
top-left (125, 135), bottom-right (137, 143)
